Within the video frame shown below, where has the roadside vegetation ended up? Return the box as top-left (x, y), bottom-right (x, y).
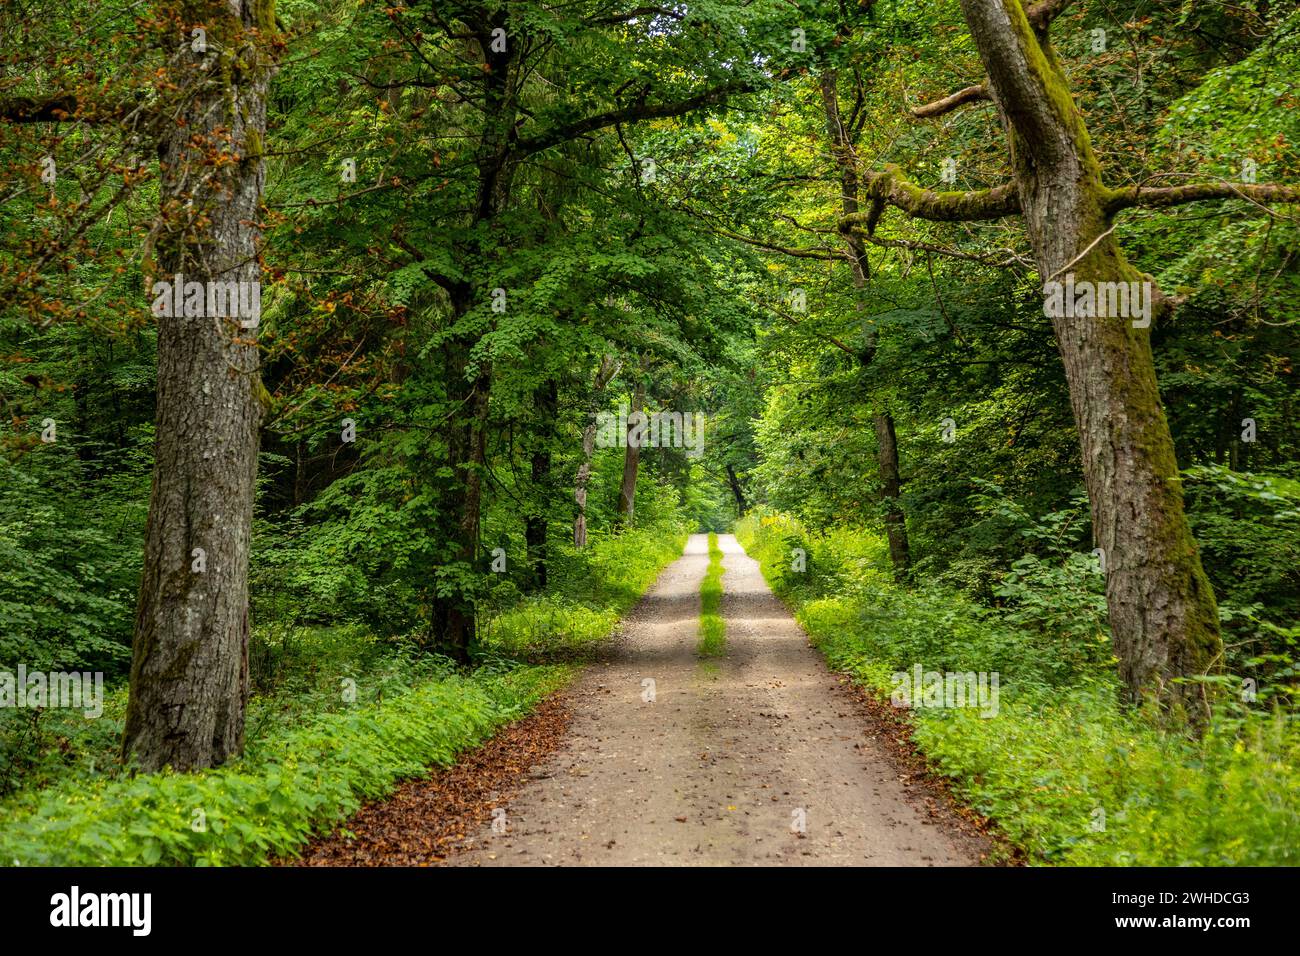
top-left (737, 512), bottom-right (1300, 866)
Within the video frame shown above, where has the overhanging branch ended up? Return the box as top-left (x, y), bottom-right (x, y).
top-left (509, 81), bottom-right (756, 159)
top-left (844, 164), bottom-right (1021, 224)
top-left (1105, 180), bottom-right (1300, 214)
top-left (0, 93), bottom-right (143, 124)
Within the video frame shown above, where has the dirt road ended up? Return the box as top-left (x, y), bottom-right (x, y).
top-left (448, 534), bottom-right (990, 866)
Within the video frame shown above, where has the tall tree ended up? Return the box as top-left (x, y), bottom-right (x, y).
top-left (574, 354), bottom-right (621, 547)
top-left (523, 378), bottom-right (558, 590)
top-left (846, 0), bottom-right (1300, 719)
top-left (380, 3), bottom-right (763, 658)
top-left (122, 0), bottom-right (279, 770)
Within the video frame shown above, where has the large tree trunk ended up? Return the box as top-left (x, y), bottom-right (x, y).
top-left (617, 380), bottom-right (645, 526)
top-left (960, 0), bottom-right (1221, 719)
top-left (524, 379), bottom-right (557, 590)
top-left (122, 1), bottom-right (277, 772)
top-left (574, 355), bottom-right (620, 547)
top-left (821, 70), bottom-right (912, 580)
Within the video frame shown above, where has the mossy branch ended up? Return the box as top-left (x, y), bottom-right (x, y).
top-left (841, 164), bottom-right (1020, 228)
top-left (1104, 181), bottom-right (1300, 215)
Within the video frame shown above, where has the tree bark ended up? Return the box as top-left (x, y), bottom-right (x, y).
top-left (429, 319), bottom-right (489, 664)
top-left (873, 411), bottom-right (910, 575)
top-left (574, 355), bottom-right (621, 547)
top-left (122, 0), bottom-right (277, 772)
top-left (821, 70), bottom-right (912, 580)
top-left (959, 0), bottom-right (1222, 719)
top-left (617, 380), bottom-right (645, 526)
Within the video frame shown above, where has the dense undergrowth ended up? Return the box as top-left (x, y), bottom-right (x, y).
top-left (736, 512), bottom-right (1299, 866)
top-left (0, 522), bottom-right (687, 866)
top-left (477, 524), bottom-right (689, 663)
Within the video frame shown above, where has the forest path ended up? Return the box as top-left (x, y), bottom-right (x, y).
top-left (448, 534), bottom-right (990, 866)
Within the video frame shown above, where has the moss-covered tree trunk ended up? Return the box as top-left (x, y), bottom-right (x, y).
top-left (123, 0), bottom-right (277, 771)
top-left (960, 0), bottom-right (1221, 719)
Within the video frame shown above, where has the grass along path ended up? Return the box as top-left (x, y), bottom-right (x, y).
top-left (697, 532), bottom-right (726, 657)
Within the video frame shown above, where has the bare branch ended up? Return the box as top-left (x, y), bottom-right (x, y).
top-left (761, 300), bottom-right (861, 360)
top-left (863, 233), bottom-right (1033, 269)
top-left (510, 81), bottom-right (755, 159)
top-left (911, 83), bottom-right (990, 119)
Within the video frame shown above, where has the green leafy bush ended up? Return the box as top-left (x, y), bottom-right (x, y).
top-left (478, 523), bottom-right (689, 661)
top-left (0, 453), bottom-right (142, 673)
top-left (0, 665), bottom-right (569, 866)
top-left (0, 514), bottom-right (687, 865)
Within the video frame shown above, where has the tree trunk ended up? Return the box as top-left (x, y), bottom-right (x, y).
top-left (960, 0), bottom-right (1221, 719)
top-left (524, 379), bottom-right (557, 590)
top-left (873, 411), bottom-right (910, 576)
top-left (821, 70), bottom-right (912, 580)
top-left (427, 12), bottom-right (516, 661)
top-left (574, 355), bottom-right (620, 547)
top-left (430, 323), bottom-right (489, 664)
top-left (725, 463), bottom-right (748, 515)
top-left (617, 380), bottom-right (645, 526)
top-left (122, 1), bottom-right (277, 772)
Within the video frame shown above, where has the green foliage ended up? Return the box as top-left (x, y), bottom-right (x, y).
top-left (4, 0), bottom-right (1299, 868)
top-left (0, 447), bottom-right (145, 674)
top-left (0, 665), bottom-right (570, 866)
top-left (0, 507), bottom-right (687, 863)
top-left (738, 512), bottom-right (1300, 865)
top-left (479, 522), bottom-right (689, 662)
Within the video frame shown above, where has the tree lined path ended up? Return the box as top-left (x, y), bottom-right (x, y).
top-left (449, 535), bottom-right (990, 866)
top-left (7, 0), bottom-right (1296, 874)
